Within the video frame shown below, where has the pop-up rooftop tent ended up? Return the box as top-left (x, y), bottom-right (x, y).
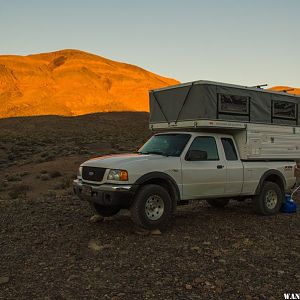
top-left (149, 81), bottom-right (300, 160)
top-left (149, 81), bottom-right (300, 129)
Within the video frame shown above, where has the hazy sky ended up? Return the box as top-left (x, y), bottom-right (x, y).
top-left (1, 0), bottom-right (299, 87)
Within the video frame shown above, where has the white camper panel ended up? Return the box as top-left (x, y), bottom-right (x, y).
top-left (233, 123), bottom-right (300, 161)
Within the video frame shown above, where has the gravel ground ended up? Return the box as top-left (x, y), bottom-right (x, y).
top-left (1, 196), bottom-right (300, 299)
top-left (0, 113), bottom-right (299, 299)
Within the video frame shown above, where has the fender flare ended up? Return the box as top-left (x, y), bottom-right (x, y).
top-left (132, 172), bottom-right (181, 210)
top-left (255, 169), bottom-right (286, 195)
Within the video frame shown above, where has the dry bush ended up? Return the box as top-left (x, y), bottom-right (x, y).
top-left (49, 171), bottom-right (62, 178)
top-left (9, 184), bottom-right (30, 199)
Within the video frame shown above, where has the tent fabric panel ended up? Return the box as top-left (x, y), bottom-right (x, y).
top-left (151, 85), bottom-right (191, 123)
top-left (178, 84), bottom-right (217, 120)
top-left (250, 92), bottom-right (272, 124)
top-left (149, 92), bottom-right (168, 123)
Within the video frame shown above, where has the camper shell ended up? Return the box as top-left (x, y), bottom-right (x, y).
top-left (149, 81), bottom-right (300, 161)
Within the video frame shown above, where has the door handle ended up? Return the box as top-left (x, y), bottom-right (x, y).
top-left (217, 165), bottom-right (224, 169)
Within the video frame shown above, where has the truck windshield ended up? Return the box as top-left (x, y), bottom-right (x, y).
top-left (139, 134), bottom-right (191, 157)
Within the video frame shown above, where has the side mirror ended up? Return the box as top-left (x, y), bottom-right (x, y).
top-left (186, 150), bottom-right (207, 161)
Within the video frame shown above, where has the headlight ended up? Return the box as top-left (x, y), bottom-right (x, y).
top-left (77, 166), bottom-right (83, 178)
top-left (107, 169), bottom-right (128, 181)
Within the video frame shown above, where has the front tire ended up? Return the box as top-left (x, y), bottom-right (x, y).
top-left (252, 181), bottom-right (283, 215)
top-left (130, 184), bottom-right (172, 229)
top-left (90, 203), bottom-right (121, 217)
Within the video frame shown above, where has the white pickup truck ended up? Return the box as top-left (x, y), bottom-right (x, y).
top-left (73, 131), bottom-right (296, 229)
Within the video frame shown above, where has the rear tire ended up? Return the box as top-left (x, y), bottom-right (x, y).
top-left (130, 184), bottom-right (172, 229)
top-left (206, 198), bottom-right (230, 208)
top-left (252, 181), bottom-right (283, 215)
top-left (90, 203), bottom-right (121, 217)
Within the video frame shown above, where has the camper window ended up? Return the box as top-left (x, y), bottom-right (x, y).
top-left (272, 100), bottom-right (297, 120)
top-left (218, 94), bottom-right (249, 115)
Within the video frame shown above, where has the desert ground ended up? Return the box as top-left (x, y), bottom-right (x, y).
top-left (0, 112), bottom-right (299, 300)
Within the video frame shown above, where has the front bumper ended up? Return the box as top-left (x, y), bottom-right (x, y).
top-left (73, 179), bottom-right (134, 207)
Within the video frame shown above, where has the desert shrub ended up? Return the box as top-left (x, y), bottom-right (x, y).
top-left (19, 171), bottom-right (29, 177)
top-left (40, 174), bottom-right (51, 181)
top-left (44, 155), bottom-right (55, 162)
top-left (9, 184), bottom-right (30, 199)
top-left (49, 171), bottom-right (62, 178)
top-left (43, 190), bottom-right (56, 198)
top-left (53, 182), bottom-right (66, 190)
top-left (6, 174), bottom-right (22, 182)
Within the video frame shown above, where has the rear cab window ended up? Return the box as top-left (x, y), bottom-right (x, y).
top-left (221, 138), bottom-right (238, 161)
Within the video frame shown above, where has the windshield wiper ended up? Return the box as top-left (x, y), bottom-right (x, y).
top-left (138, 151), bottom-right (168, 156)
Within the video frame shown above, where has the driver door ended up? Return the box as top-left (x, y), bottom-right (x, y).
top-left (181, 136), bottom-right (226, 198)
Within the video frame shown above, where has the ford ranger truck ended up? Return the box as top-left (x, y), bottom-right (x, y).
top-left (73, 132), bottom-right (296, 229)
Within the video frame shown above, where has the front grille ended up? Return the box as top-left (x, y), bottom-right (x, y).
top-left (82, 167), bottom-right (106, 182)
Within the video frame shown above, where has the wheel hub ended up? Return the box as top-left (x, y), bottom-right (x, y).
top-left (145, 195), bottom-right (164, 220)
top-left (265, 190), bottom-right (278, 209)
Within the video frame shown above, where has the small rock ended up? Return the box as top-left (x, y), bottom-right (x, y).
top-left (203, 241), bottom-right (211, 245)
top-left (89, 215), bottom-right (104, 223)
top-left (88, 241), bottom-right (111, 251)
top-left (117, 293), bottom-right (126, 297)
top-left (94, 267), bottom-right (101, 272)
top-left (67, 275), bottom-right (78, 282)
top-left (216, 268), bottom-right (225, 273)
top-left (213, 250), bottom-right (221, 257)
top-left (150, 229), bottom-right (162, 235)
top-left (134, 228), bottom-right (150, 236)
top-left (0, 276), bottom-right (9, 284)
top-left (185, 284), bottom-right (193, 290)
top-left (215, 279), bottom-right (225, 287)
top-left (218, 259), bottom-right (226, 264)
top-left (40, 174), bottom-right (51, 181)
top-left (88, 241), bottom-right (102, 251)
top-left (194, 277), bottom-right (204, 284)
top-left (191, 246), bottom-right (200, 251)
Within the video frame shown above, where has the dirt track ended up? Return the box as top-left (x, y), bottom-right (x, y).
top-left (0, 113), bottom-right (299, 299)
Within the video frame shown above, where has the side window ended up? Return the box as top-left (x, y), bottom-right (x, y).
top-left (187, 137), bottom-right (219, 161)
top-left (218, 94), bottom-right (249, 115)
top-left (272, 100), bottom-right (297, 120)
top-left (221, 138), bottom-right (238, 161)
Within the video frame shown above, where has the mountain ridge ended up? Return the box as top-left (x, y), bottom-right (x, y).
top-left (269, 85), bottom-right (300, 95)
top-left (0, 49), bottom-right (179, 118)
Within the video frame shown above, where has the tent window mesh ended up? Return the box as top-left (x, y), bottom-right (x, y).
top-left (218, 94), bottom-right (249, 115)
top-left (272, 100), bottom-right (297, 120)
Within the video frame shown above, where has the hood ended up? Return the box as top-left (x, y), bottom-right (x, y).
top-left (81, 153), bottom-right (168, 169)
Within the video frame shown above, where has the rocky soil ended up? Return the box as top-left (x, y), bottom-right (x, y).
top-left (0, 112), bottom-right (299, 299)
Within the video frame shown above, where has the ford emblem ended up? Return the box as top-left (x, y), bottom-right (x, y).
top-left (88, 171), bottom-right (94, 176)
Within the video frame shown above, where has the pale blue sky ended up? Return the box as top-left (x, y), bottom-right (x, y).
top-left (0, 0), bottom-right (299, 87)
